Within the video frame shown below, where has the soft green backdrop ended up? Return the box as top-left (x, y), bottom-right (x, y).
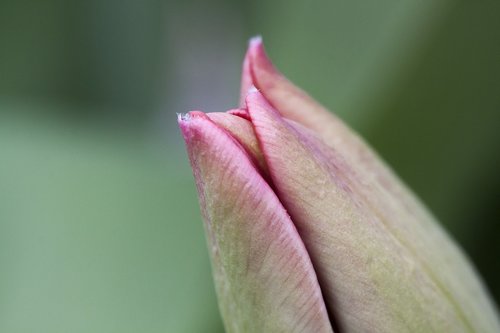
top-left (1, 1), bottom-right (498, 332)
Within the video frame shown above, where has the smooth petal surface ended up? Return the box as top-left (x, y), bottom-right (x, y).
top-left (179, 112), bottom-right (332, 333)
top-left (246, 90), bottom-right (500, 332)
top-left (239, 37), bottom-right (256, 108)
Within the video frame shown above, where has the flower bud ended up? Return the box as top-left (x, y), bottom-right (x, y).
top-left (179, 38), bottom-right (500, 332)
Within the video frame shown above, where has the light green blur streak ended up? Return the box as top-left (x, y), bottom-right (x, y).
top-left (0, 109), bottom-right (223, 333)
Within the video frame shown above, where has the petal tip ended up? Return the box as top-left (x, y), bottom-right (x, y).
top-left (178, 111), bottom-right (207, 123)
top-left (176, 112), bottom-right (191, 123)
top-left (240, 37), bottom-right (263, 107)
top-left (246, 36), bottom-right (283, 94)
top-left (245, 89), bottom-right (271, 111)
top-left (248, 35), bottom-right (263, 48)
top-left (178, 111), bottom-right (210, 140)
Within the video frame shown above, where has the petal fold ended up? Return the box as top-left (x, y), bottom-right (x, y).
top-left (206, 111), bottom-right (269, 180)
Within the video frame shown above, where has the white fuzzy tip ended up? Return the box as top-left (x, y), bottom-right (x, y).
top-left (249, 35), bottom-right (263, 47)
top-left (177, 113), bottom-right (190, 122)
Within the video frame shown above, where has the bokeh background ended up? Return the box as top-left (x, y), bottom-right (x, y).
top-left (1, 0), bottom-right (499, 332)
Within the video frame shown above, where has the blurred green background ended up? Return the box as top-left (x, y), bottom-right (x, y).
top-left (1, 0), bottom-right (499, 332)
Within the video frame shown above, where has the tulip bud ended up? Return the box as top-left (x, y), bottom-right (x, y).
top-left (179, 38), bottom-right (499, 332)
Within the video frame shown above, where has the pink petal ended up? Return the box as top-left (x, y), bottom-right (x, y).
top-left (244, 37), bottom-right (423, 217)
top-left (239, 36), bottom-right (261, 107)
top-left (243, 36), bottom-right (335, 134)
top-left (246, 90), bottom-right (499, 332)
top-left (179, 111), bottom-right (333, 333)
top-left (206, 111), bottom-right (269, 180)
top-left (244, 39), bottom-right (500, 332)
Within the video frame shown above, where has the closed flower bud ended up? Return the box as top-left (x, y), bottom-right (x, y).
top-left (179, 37), bottom-right (499, 332)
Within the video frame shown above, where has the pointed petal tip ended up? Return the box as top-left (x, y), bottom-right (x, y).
top-left (247, 36), bottom-right (276, 75)
top-left (248, 35), bottom-right (263, 47)
top-left (240, 85), bottom-right (260, 109)
top-left (245, 89), bottom-right (274, 113)
top-left (177, 111), bottom-right (211, 142)
top-left (176, 112), bottom-right (189, 123)
top-left (177, 110), bottom-right (206, 123)
top-left (240, 37), bottom-right (262, 107)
